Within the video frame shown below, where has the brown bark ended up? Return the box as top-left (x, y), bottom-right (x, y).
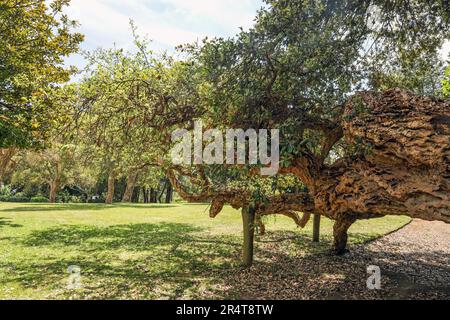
top-left (333, 215), bottom-right (357, 255)
top-left (122, 171), bottom-right (139, 203)
top-left (49, 181), bottom-right (58, 203)
top-left (314, 89), bottom-right (450, 224)
top-left (0, 148), bottom-right (17, 183)
top-left (105, 170), bottom-right (116, 204)
top-left (48, 160), bottom-right (62, 203)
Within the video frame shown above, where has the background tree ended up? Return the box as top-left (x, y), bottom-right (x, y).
top-left (0, 0), bottom-right (83, 148)
top-left (77, 25), bottom-right (200, 204)
top-left (12, 143), bottom-right (77, 202)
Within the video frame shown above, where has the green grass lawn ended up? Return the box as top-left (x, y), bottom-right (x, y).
top-left (0, 202), bottom-right (410, 300)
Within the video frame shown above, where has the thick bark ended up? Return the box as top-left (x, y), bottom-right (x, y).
top-left (314, 89), bottom-right (450, 224)
top-left (333, 215), bottom-right (357, 255)
top-left (105, 170), bottom-right (116, 204)
top-left (242, 205), bottom-right (256, 267)
top-left (122, 171), bottom-right (139, 203)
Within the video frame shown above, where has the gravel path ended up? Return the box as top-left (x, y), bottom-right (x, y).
top-left (217, 220), bottom-right (450, 300)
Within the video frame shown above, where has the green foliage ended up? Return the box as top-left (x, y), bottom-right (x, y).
top-left (55, 190), bottom-right (83, 203)
top-left (0, 0), bottom-right (84, 148)
top-left (442, 65), bottom-right (450, 97)
top-left (0, 195), bottom-right (30, 202)
top-left (185, 0), bottom-right (449, 167)
top-left (30, 196), bottom-right (49, 203)
top-left (0, 185), bottom-right (13, 197)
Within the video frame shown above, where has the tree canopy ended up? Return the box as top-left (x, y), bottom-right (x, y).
top-left (0, 0), bottom-right (83, 148)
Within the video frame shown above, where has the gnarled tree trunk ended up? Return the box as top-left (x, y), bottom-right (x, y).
top-left (313, 89), bottom-right (450, 252)
top-left (49, 181), bottom-right (59, 203)
top-left (333, 215), bottom-right (357, 255)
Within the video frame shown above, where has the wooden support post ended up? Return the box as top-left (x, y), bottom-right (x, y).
top-left (313, 214), bottom-right (321, 242)
top-left (242, 205), bottom-right (256, 267)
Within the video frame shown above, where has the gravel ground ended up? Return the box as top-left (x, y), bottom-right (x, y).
top-left (217, 220), bottom-right (450, 300)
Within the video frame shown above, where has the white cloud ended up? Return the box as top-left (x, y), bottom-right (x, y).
top-left (66, 0), bottom-right (262, 49)
top-left (63, 0), bottom-right (263, 70)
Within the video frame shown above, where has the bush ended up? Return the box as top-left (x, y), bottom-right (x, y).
top-left (55, 190), bottom-right (85, 203)
top-left (67, 195), bottom-right (83, 203)
top-left (0, 185), bottom-right (12, 197)
top-left (30, 196), bottom-right (49, 203)
top-left (0, 195), bottom-right (30, 202)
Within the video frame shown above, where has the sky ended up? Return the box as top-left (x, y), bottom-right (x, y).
top-left (64, 0), bottom-right (265, 71)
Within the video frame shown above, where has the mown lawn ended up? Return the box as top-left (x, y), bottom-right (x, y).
top-left (0, 202), bottom-right (410, 300)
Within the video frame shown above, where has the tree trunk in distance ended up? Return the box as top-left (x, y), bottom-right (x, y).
top-left (0, 148), bottom-right (17, 184)
top-left (49, 181), bottom-right (59, 203)
top-left (150, 188), bottom-right (157, 203)
top-left (105, 170), bottom-right (116, 204)
top-left (131, 186), bottom-right (140, 203)
top-left (242, 205), bottom-right (256, 268)
top-left (122, 171), bottom-right (139, 203)
top-left (158, 182), bottom-right (166, 203)
top-left (165, 181), bottom-right (173, 203)
top-left (48, 160), bottom-right (62, 203)
top-left (142, 187), bottom-right (148, 203)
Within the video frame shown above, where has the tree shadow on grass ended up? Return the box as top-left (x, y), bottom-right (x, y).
top-left (0, 217), bottom-right (22, 229)
top-left (8, 222), bottom-right (241, 299)
top-left (0, 217), bottom-right (22, 241)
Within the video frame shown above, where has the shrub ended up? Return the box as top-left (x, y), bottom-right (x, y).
top-left (0, 195), bottom-right (30, 202)
top-left (30, 196), bottom-right (49, 203)
top-left (0, 185), bottom-right (12, 197)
